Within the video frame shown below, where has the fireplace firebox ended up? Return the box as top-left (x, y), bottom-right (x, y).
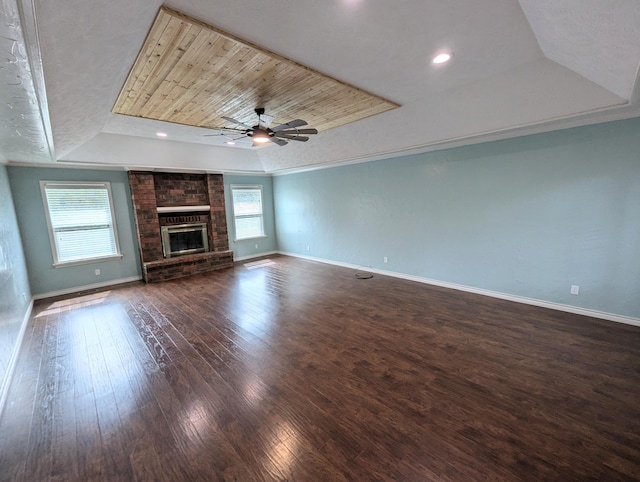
top-left (161, 223), bottom-right (209, 258)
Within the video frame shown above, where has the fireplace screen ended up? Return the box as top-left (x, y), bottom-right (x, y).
top-left (161, 223), bottom-right (209, 258)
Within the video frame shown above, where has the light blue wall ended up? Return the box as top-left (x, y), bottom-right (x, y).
top-left (8, 166), bottom-right (141, 296)
top-left (224, 174), bottom-right (277, 260)
top-left (0, 164), bottom-right (31, 395)
top-left (273, 117), bottom-right (640, 318)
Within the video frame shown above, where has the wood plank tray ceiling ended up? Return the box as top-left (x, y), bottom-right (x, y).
top-left (113, 7), bottom-right (399, 133)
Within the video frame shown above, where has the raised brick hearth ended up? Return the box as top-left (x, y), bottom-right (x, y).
top-left (143, 251), bottom-right (234, 283)
top-left (128, 171), bottom-right (233, 282)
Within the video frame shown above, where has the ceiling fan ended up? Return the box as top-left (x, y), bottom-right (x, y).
top-left (206, 108), bottom-right (318, 147)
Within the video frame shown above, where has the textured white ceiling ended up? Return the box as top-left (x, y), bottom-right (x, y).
top-left (0, 0), bottom-right (53, 163)
top-left (3, 0), bottom-right (640, 172)
top-left (519, 0), bottom-right (640, 100)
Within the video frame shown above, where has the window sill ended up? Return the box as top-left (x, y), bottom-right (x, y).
top-left (53, 253), bottom-right (124, 268)
top-left (234, 235), bottom-right (268, 242)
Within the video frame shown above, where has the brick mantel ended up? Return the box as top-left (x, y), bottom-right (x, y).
top-left (128, 171), bottom-right (233, 282)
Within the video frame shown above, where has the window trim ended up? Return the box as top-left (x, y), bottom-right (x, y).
top-left (230, 184), bottom-right (266, 241)
top-left (40, 180), bottom-right (123, 267)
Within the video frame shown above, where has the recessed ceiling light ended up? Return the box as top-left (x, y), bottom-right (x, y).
top-left (432, 52), bottom-right (452, 64)
top-left (156, 132), bottom-right (168, 137)
top-left (226, 141), bottom-right (236, 145)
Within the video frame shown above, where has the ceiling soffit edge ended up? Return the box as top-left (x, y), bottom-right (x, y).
top-left (268, 100), bottom-right (640, 176)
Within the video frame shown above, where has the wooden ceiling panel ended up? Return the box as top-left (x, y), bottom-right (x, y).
top-left (113, 7), bottom-right (399, 132)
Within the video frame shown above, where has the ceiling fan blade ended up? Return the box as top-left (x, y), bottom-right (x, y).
top-left (270, 137), bottom-right (288, 146)
top-left (271, 119), bottom-right (308, 132)
top-left (275, 133), bottom-right (310, 142)
top-left (276, 128), bottom-right (318, 135)
top-left (222, 116), bottom-right (252, 130)
top-left (258, 114), bottom-right (274, 129)
top-left (203, 127), bottom-right (246, 136)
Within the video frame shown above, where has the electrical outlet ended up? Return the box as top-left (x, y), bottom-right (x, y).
top-left (95, 269), bottom-right (101, 276)
top-left (306, 245), bottom-right (310, 251)
top-left (22, 292), bottom-right (27, 302)
top-left (255, 243), bottom-right (259, 249)
top-left (383, 256), bottom-right (388, 263)
top-left (570, 285), bottom-right (579, 295)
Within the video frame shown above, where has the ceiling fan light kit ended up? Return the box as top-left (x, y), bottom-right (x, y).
top-left (251, 131), bottom-right (271, 143)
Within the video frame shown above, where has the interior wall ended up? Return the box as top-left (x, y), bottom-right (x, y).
top-left (8, 166), bottom-right (142, 297)
top-left (224, 174), bottom-right (277, 260)
top-left (0, 164), bottom-right (31, 403)
top-left (273, 117), bottom-right (640, 319)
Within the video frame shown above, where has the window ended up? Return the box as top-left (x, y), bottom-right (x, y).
top-left (40, 181), bottom-right (123, 266)
top-left (230, 184), bottom-right (265, 240)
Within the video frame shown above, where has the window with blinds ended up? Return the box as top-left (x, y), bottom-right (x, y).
top-left (230, 185), bottom-right (266, 241)
top-left (40, 181), bottom-right (123, 266)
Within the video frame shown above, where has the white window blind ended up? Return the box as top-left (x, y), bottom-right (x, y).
top-left (41, 181), bottom-right (122, 266)
top-left (231, 185), bottom-right (265, 240)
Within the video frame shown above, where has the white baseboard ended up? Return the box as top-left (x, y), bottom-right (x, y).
top-left (0, 299), bottom-right (33, 418)
top-left (33, 275), bottom-right (142, 301)
top-left (278, 251), bottom-right (640, 328)
top-left (233, 251), bottom-right (279, 262)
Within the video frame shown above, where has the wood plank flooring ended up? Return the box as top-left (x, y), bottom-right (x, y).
top-left (1, 255), bottom-right (639, 481)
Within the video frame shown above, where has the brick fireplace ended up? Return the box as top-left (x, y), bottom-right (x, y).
top-left (128, 171), bottom-right (234, 282)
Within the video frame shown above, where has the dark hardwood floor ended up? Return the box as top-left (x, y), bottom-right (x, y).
top-left (1, 255), bottom-right (639, 481)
